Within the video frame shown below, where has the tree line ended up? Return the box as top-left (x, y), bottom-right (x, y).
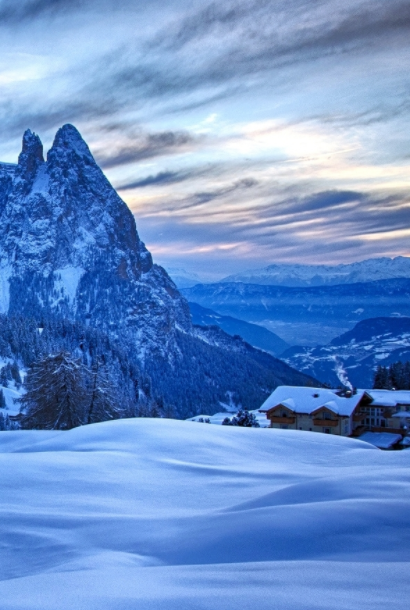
top-left (373, 360), bottom-right (410, 390)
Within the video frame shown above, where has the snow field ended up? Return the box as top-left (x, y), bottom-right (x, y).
top-left (0, 418), bottom-right (409, 609)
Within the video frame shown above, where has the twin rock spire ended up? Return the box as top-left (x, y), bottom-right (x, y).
top-left (17, 124), bottom-right (96, 181)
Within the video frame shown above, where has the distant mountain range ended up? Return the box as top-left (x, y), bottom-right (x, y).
top-left (281, 317), bottom-right (410, 388)
top-left (181, 279), bottom-right (410, 345)
top-left (221, 257), bottom-right (410, 287)
top-left (189, 302), bottom-right (290, 356)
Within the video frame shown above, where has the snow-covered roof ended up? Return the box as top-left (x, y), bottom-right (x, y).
top-left (391, 411), bottom-right (410, 418)
top-left (365, 390), bottom-right (410, 407)
top-left (358, 432), bottom-right (403, 449)
top-left (260, 386), bottom-right (365, 417)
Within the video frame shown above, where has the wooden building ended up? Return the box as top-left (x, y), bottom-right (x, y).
top-left (259, 387), bottom-right (410, 437)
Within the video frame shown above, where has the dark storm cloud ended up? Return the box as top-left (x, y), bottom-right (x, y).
top-left (97, 130), bottom-right (202, 168)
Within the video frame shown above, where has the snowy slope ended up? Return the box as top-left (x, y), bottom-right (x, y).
top-left (222, 256), bottom-right (410, 287)
top-left (282, 317), bottom-right (410, 387)
top-left (189, 301), bottom-right (290, 355)
top-left (0, 418), bottom-right (409, 609)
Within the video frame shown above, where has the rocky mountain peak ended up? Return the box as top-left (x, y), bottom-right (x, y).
top-left (17, 129), bottom-right (44, 182)
top-left (0, 124), bottom-right (191, 356)
top-left (47, 124), bottom-right (95, 167)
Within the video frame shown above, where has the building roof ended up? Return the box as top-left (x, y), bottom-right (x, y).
top-left (260, 386), bottom-right (365, 417)
top-left (365, 390), bottom-right (410, 407)
top-left (358, 432), bottom-right (403, 449)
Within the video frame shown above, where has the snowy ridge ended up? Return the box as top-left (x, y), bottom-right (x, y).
top-left (0, 418), bottom-right (409, 609)
top-left (222, 256), bottom-right (410, 287)
top-left (165, 266), bottom-right (206, 288)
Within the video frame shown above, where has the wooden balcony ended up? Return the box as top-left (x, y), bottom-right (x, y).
top-left (269, 416), bottom-right (296, 424)
top-left (370, 426), bottom-right (406, 437)
top-left (313, 418), bottom-right (338, 427)
top-left (353, 412), bottom-right (366, 422)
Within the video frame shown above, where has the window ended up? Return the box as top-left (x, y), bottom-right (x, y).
top-left (323, 427), bottom-right (331, 434)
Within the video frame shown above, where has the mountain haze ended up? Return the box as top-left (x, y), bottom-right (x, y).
top-left (182, 279), bottom-right (410, 345)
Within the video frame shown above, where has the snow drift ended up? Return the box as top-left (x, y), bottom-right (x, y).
top-left (0, 419), bottom-right (409, 609)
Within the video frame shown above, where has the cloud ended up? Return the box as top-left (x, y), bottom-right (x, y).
top-left (135, 185), bottom-right (410, 271)
top-left (137, 177), bottom-right (259, 214)
top-left (56, 0), bottom-right (407, 127)
top-left (117, 164), bottom-right (219, 190)
top-left (149, 0), bottom-right (410, 73)
top-left (118, 171), bottom-right (187, 190)
top-left (289, 190), bottom-right (367, 214)
top-left (97, 129), bottom-right (203, 168)
top-left (0, 0), bottom-right (85, 23)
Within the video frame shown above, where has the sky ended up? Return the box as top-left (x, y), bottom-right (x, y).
top-left (0, 0), bottom-right (409, 278)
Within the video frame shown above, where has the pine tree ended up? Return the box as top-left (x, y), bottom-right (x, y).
top-left (18, 352), bottom-right (88, 430)
top-left (373, 360), bottom-right (410, 390)
top-left (0, 412), bottom-right (18, 430)
top-left (86, 360), bottom-right (121, 424)
top-left (0, 389), bottom-right (6, 408)
top-left (222, 409), bottom-right (260, 427)
top-left (0, 365), bottom-right (9, 388)
top-left (10, 361), bottom-right (22, 387)
top-left (373, 365), bottom-right (390, 389)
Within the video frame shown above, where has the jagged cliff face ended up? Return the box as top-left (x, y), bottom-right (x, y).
top-left (0, 125), bottom-right (191, 357)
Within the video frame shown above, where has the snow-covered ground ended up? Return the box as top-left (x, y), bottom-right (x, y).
top-left (1, 418), bottom-right (410, 609)
top-left (187, 409), bottom-right (269, 426)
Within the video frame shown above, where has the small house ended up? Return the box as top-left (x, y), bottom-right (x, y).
top-left (259, 386), bottom-right (369, 436)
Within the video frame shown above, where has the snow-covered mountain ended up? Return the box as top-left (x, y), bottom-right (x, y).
top-left (222, 257), bottom-right (410, 287)
top-left (0, 126), bottom-right (316, 417)
top-left (281, 317), bottom-right (410, 388)
top-left (0, 126), bottom-right (190, 358)
top-left (165, 267), bottom-right (206, 288)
